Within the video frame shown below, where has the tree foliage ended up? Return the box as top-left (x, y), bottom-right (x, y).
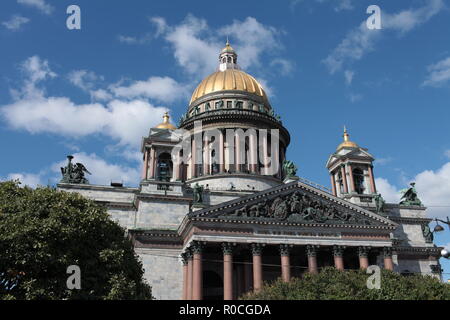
top-left (0, 181), bottom-right (152, 300)
top-left (242, 267), bottom-right (450, 300)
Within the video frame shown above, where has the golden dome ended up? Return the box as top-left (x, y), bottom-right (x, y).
top-left (155, 112), bottom-right (177, 130)
top-left (189, 69), bottom-right (268, 105)
top-left (221, 41), bottom-right (235, 53)
top-left (337, 126), bottom-right (358, 150)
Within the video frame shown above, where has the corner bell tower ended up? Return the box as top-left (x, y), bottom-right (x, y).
top-left (326, 127), bottom-right (378, 208)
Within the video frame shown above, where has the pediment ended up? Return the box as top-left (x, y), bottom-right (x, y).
top-left (149, 128), bottom-right (182, 141)
top-left (190, 181), bottom-right (396, 229)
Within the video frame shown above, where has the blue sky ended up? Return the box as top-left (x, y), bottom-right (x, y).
top-left (1, 0), bottom-right (450, 280)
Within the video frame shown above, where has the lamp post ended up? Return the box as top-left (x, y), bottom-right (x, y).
top-left (432, 217), bottom-right (450, 259)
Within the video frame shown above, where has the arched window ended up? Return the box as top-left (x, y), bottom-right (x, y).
top-left (353, 168), bottom-right (365, 194)
top-left (227, 56), bottom-right (232, 63)
top-left (157, 152), bottom-right (173, 182)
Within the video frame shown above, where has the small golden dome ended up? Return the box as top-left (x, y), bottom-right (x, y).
top-left (155, 112), bottom-right (177, 130)
top-left (337, 126), bottom-right (358, 150)
top-left (221, 40), bottom-right (235, 53)
top-left (189, 69), bottom-right (268, 105)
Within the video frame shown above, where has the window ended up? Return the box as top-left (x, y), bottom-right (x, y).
top-left (227, 101), bottom-right (232, 108)
top-left (205, 102), bottom-right (210, 111)
top-left (235, 101), bottom-right (243, 109)
top-left (157, 153), bottom-right (173, 182)
top-left (353, 168), bottom-right (365, 194)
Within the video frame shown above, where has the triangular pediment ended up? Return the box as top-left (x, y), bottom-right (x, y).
top-left (326, 147), bottom-right (374, 168)
top-left (190, 181), bottom-right (396, 229)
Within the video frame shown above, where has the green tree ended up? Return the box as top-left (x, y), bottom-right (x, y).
top-left (0, 181), bottom-right (152, 300)
top-left (241, 267), bottom-right (450, 300)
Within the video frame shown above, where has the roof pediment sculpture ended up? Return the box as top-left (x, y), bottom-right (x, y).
top-left (399, 182), bottom-right (422, 206)
top-left (191, 182), bottom-right (395, 228)
top-left (60, 155), bottom-right (91, 184)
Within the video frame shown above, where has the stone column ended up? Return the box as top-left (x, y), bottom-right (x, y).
top-left (142, 149), bottom-right (149, 179)
top-left (333, 246), bottom-right (345, 271)
top-left (235, 132), bottom-right (242, 173)
top-left (383, 247), bottom-right (394, 271)
top-left (358, 246), bottom-right (370, 270)
top-left (203, 137), bottom-right (209, 176)
top-left (251, 243), bottom-right (264, 292)
top-left (222, 243), bottom-right (234, 300)
top-left (191, 137), bottom-right (197, 178)
top-left (192, 241), bottom-right (204, 300)
top-left (186, 250), bottom-right (193, 300)
top-left (368, 165), bottom-right (377, 194)
top-left (340, 166), bottom-right (348, 194)
top-left (330, 174), bottom-right (337, 196)
top-left (181, 252), bottom-right (189, 300)
top-left (306, 245), bottom-right (319, 274)
top-left (347, 164), bottom-right (355, 193)
top-left (249, 131), bottom-right (258, 174)
top-left (279, 244), bottom-right (292, 283)
top-left (262, 133), bottom-right (269, 175)
top-left (219, 130), bottom-right (225, 173)
top-left (149, 148), bottom-right (156, 179)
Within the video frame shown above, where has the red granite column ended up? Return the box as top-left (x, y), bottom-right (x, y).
top-left (249, 130), bottom-right (258, 174)
top-left (340, 166), bottom-right (348, 193)
top-left (222, 243), bottom-right (234, 300)
top-left (192, 241), bottom-right (204, 300)
top-left (186, 251), bottom-right (193, 300)
top-left (279, 244), bottom-right (292, 282)
top-left (330, 174), bottom-right (337, 196)
top-left (347, 164), bottom-right (355, 193)
top-left (306, 245), bottom-right (319, 274)
top-left (251, 243), bottom-right (264, 292)
top-left (358, 247), bottom-right (370, 270)
top-left (142, 149), bottom-right (149, 179)
top-left (368, 165), bottom-right (377, 194)
top-left (191, 137), bottom-right (197, 178)
top-left (333, 246), bottom-right (345, 271)
top-left (149, 148), bottom-right (156, 179)
top-left (383, 247), bottom-right (394, 271)
top-left (181, 252), bottom-right (189, 300)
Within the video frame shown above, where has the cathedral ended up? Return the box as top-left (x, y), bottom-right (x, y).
top-left (58, 42), bottom-right (442, 300)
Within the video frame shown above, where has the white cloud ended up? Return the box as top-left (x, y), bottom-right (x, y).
top-left (323, 0), bottom-right (444, 74)
top-left (2, 15), bottom-right (30, 30)
top-left (1, 56), bottom-right (170, 149)
top-left (110, 76), bottom-right (189, 102)
top-left (376, 160), bottom-right (450, 219)
top-left (2, 97), bottom-right (167, 147)
top-left (118, 33), bottom-right (152, 45)
top-left (344, 70), bottom-right (354, 85)
top-left (375, 177), bottom-right (402, 203)
top-left (334, 0), bottom-right (353, 12)
top-left (422, 57), bottom-right (450, 87)
top-left (17, 0), bottom-right (53, 15)
top-left (52, 153), bottom-right (140, 186)
top-left (68, 70), bottom-right (102, 91)
top-left (374, 157), bottom-right (392, 166)
top-left (348, 92), bottom-right (362, 103)
top-left (445, 150), bottom-right (450, 159)
top-left (4, 172), bottom-right (43, 188)
top-left (152, 15), bottom-right (290, 78)
top-left (270, 58), bottom-right (295, 76)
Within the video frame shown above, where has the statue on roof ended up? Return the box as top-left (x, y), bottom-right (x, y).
top-left (399, 182), bottom-right (422, 206)
top-left (192, 183), bottom-right (204, 204)
top-left (60, 155), bottom-right (91, 184)
top-left (374, 193), bottom-right (386, 214)
top-left (282, 160), bottom-right (297, 179)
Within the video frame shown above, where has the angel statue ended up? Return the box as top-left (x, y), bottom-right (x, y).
top-left (282, 160), bottom-right (298, 179)
top-left (399, 182), bottom-right (422, 206)
top-left (60, 155), bottom-right (91, 184)
top-left (192, 183), bottom-right (204, 204)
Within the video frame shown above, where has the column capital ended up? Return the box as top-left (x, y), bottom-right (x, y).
top-left (279, 244), bottom-right (293, 256)
top-left (222, 242), bottom-right (236, 255)
top-left (332, 245), bottom-right (346, 257)
top-left (191, 241), bottom-right (205, 254)
top-left (358, 246), bottom-right (371, 258)
top-left (306, 245), bottom-right (319, 257)
top-left (383, 247), bottom-right (393, 258)
top-left (251, 243), bottom-right (265, 256)
top-left (181, 252), bottom-right (189, 265)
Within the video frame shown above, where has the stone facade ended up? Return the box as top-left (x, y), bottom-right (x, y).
top-left (56, 43), bottom-right (443, 300)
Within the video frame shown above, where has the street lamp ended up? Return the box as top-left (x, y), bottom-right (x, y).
top-left (433, 217), bottom-right (450, 233)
